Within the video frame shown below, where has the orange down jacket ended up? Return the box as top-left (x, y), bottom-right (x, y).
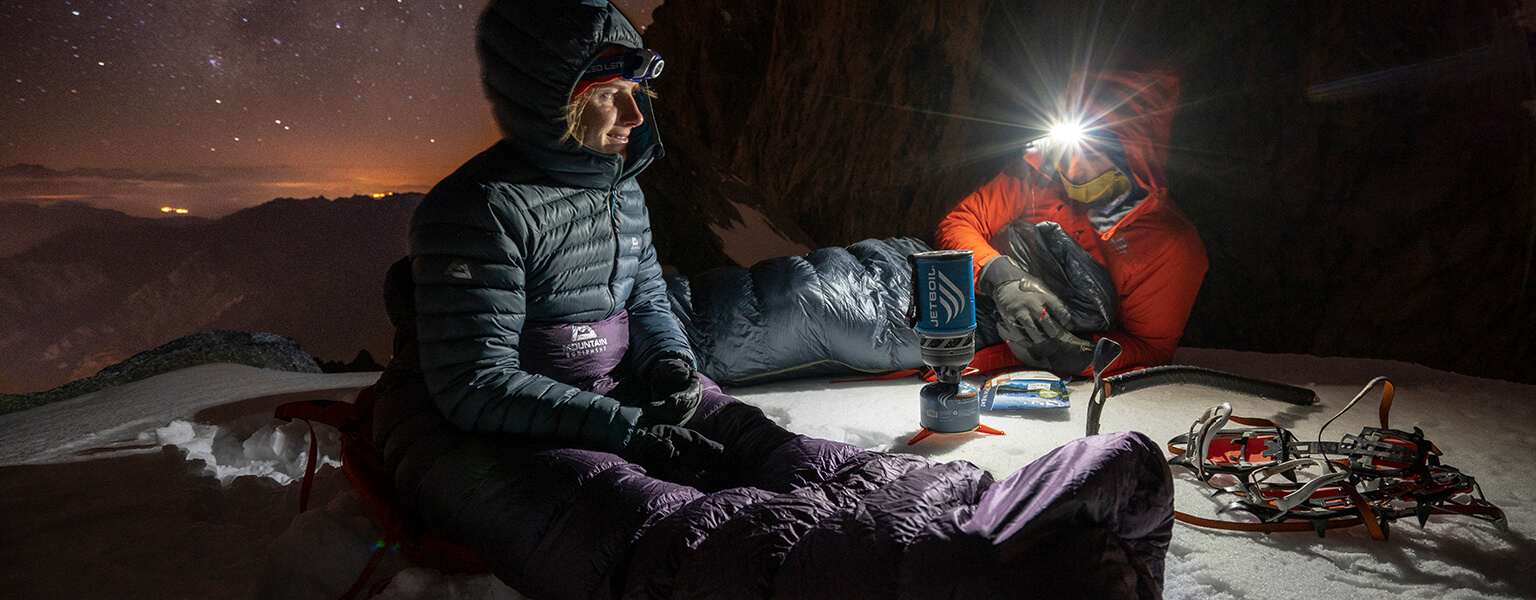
top-left (936, 67), bottom-right (1207, 376)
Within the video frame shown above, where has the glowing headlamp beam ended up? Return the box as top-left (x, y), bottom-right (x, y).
top-left (1048, 121), bottom-right (1086, 145)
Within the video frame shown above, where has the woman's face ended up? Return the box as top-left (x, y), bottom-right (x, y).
top-left (578, 80), bottom-right (645, 157)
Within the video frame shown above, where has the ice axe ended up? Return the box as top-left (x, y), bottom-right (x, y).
top-left (1084, 337), bottom-right (1123, 437)
top-left (1082, 338), bottom-right (1318, 437)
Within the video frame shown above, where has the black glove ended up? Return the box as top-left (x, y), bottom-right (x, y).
top-left (640, 357), bottom-right (703, 427)
top-left (997, 313), bottom-right (1096, 374)
top-left (624, 424), bottom-right (725, 475)
top-left (979, 256), bottom-right (1072, 344)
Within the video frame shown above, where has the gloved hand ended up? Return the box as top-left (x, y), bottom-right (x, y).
top-left (979, 256), bottom-right (1073, 344)
top-left (624, 424), bottom-right (725, 475)
top-left (640, 357), bottom-right (703, 427)
top-left (997, 313), bottom-right (1096, 375)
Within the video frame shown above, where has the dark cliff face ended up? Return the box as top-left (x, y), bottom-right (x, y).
top-left (642, 0), bottom-right (1536, 383)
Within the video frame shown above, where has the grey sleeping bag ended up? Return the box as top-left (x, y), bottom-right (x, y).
top-left (666, 227), bottom-right (1116, 386)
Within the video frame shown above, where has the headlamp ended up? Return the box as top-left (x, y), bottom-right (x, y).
top-left (584, 48), bottom-right (665, 82)
top-left (1047, 121), bottom-right (1086, 145)
top-left (1022, 119), bottom-right (1131, 203)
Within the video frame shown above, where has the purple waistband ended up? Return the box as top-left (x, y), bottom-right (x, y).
top-left (519, 310), bottom-right (631, 395)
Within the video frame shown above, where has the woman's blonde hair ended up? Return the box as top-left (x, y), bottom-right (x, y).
top-left (559, 83), bottom-right (657, 147)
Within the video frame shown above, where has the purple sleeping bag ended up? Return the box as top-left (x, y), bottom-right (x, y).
top-left (374, 356), bottom-right (1172, 600)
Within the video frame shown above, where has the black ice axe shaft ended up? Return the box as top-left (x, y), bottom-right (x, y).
top-left (1085, 338), bottom-right (1123, 437)
top-left (1082, 339), bottom-right (1319, 437)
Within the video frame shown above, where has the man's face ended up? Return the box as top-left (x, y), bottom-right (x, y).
top-left (1057, 144), bottom-right (1117, 185)
top-left (578, 79), bottom-right (645, 157)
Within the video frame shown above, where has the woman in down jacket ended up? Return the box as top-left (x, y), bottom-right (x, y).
top-left (371, 1), bottom-right (1176, 598)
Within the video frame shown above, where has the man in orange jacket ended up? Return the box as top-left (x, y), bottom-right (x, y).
top-left (936, 63), bottom-right (1207, 377)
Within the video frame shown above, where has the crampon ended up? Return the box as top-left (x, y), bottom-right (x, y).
top-left (1166, 377), bottom-right (1506, 540)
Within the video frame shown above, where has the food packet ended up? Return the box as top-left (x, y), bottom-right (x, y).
top-left (978, 370), bottom-right (1070, 410)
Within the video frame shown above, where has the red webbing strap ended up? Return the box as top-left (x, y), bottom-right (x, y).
top-left (831, 367), bottom-right (984, 384)
top-left (274, 399), bottom-right (365, 513)
top-left (1163, 414), bottom-right (1283, 457)
top-left (1228, 415), bottom-right (1283, 428)
top-left (1342, 481), bottom-right (1387, 540)
top-left (1378, 380), bottom-right (1395, 429)
top-left (1177, 501), bottom-right (1505, 537)
top-left (338, 533), bottom-right (396, 600)
top-left (1371, 380), bottom-right (1443, 455)
top-left (299, 421), bottom-right (319, 512)
top-left (830, 369), bottom-right (925, 383)
top-left (829, 344), bottom-right (1025, 384)
top-left (969, 344), bottom-right (1023, 373)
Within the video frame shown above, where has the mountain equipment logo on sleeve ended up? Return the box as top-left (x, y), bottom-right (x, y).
top-left (563, 324), bottom-right (608, 357)
top-left (446, 260), bottom-right (473, 280)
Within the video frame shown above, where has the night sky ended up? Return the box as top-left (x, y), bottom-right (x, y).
top-left (1, 0), bottom-right (657, 217)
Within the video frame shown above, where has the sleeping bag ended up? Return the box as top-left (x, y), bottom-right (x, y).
top-left (375, 346), bottom-right (1174, 600)
top-left (375, 250), bottom-right (1171, 600)
top-left (666, 231), bottom-right (1116, 386)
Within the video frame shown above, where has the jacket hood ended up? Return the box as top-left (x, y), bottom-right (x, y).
top-left (476, 0), bottom-right (661, 188)
top-left (1069, 65), bottom-right (1182, 192)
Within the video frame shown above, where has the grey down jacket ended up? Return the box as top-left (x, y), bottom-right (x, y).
top-left (408, 0), bottom-right (692, 454)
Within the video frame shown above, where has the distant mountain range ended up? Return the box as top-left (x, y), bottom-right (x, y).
top-left (0, 194), bottom-right (419, 394)
top-left (0, 201), bottom-right (207, 258)
top-left (0, 163), bottom-right (211, 183)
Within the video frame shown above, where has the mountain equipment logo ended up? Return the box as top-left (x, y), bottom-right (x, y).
top-left (562, 324), bottom-right (608, 358)
top-left (446, 261), bottom-right (473, 280)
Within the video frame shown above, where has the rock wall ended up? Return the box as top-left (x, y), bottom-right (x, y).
top-left (643, 0), bottom-right (1536, 382)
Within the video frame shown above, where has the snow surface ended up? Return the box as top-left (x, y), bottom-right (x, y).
top-left (1, 352), bottom-right (1533, 599)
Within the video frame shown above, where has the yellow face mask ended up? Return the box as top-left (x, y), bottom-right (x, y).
top-left (1059, 169), bottom-right (1130, 204)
